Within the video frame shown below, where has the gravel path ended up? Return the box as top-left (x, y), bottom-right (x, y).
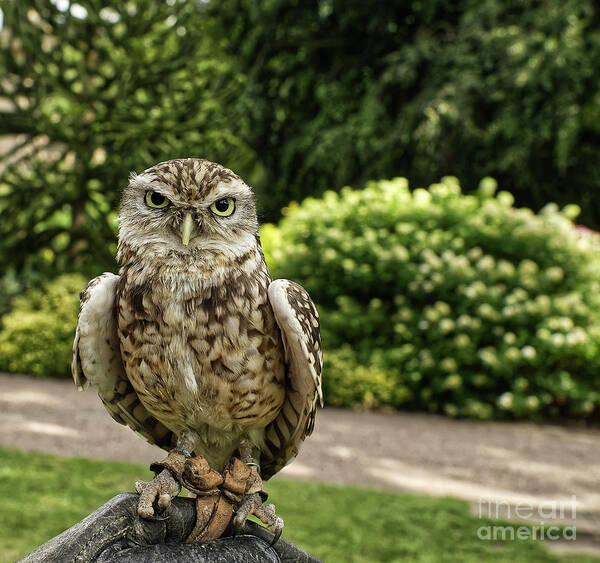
top-left (2, 373), bottom-right (600, 542)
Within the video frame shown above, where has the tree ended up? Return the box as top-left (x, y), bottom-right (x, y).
top-left (208, 0), bottom-right (600, 225)
top-left (0, 0), bottom-right (252, 304)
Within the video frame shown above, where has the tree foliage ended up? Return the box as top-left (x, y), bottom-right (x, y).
top-left (0, 0), bottom-right (252, 304)
top-left (209, 0), bottom-right (600, 224)
top-left (3, 0), bottom-right (600, 302)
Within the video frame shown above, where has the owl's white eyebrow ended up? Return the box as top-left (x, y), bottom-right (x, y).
top-left (209, 191), bottom-right (239, 201)
top-left (129, 173), bottom-right (155, 191)
top-left (133, 179), bottom-right (171, 196)
top-left (146, 185), bottom-right (171, 196)
top-left (208, 181), bottom-right (249, 201)
top-left (128, 171), bottom-right (171, 192)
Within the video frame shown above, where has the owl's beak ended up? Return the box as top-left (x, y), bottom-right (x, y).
top-left (181, 212), bottom-right (195, 246)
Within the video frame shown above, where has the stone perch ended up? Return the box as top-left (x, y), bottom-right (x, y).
top-left (19, 493), bottom-right (320, 562)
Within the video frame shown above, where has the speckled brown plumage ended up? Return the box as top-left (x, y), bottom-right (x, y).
top-left (72, 158), bottom-right (323, 489)
top-left (115, 241), bottom-right (286, 469)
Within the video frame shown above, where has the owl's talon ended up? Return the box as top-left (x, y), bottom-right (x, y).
top-left (158, 493), bottom-right (172, 510)
top-left (232, 492), bottom-right (262, 531)
top-left (257, 503), bottom-right (284, 544)
top-left (136, 468), bottom-right (181, 519)
top-left (232, 492), bottom-right (284, 545)
top-left (267, 515), bottom-right (283, 549)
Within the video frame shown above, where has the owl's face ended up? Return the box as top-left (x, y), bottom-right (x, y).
top-left (117, 159), bottom-right (259, 265)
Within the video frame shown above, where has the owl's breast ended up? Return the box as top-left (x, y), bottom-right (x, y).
top-left (116, 261), bottom-right (286, 435)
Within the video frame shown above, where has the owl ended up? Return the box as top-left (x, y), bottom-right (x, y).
top-left (72, 158), bottom-right (322, 538)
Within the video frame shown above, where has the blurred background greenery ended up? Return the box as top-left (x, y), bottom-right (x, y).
top-left (1, 0), bottom-right (600, 422)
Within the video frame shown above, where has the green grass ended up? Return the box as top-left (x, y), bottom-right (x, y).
top-left (0, 446), bottom-right (596, 562)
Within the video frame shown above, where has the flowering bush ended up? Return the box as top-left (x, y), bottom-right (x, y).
top-left (262, 177), bottom-right (600, 419)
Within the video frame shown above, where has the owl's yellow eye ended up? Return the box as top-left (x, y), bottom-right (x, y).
top-left (145, 190), bottom-right (170, 209)
top-left (210, 197), bottom-right (235, 217)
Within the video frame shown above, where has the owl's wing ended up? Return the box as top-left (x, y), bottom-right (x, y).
top-left (261, 279), bottom-right (323, 480)
top-left (72, 273), bottom-right (175, 451)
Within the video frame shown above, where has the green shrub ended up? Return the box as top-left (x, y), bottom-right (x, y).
top-left (262, 177), bottom-right (600, 419)
top-left (323, 347), bottom-right (408, 409)
top-left (0, 274), bottom-right (86, 378)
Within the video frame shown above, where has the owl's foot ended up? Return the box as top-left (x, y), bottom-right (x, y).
top-left (233, 492), bottom-right (284, 543)
top-left (136, 449), bottom-right (186, 518)
top-left (135, 468), bottom-right (181, 518)
top-left (222, 458), bottom-right (284, 543)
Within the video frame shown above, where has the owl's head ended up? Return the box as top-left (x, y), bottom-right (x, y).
top-left (117, 158), bottom-right (258, 265)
